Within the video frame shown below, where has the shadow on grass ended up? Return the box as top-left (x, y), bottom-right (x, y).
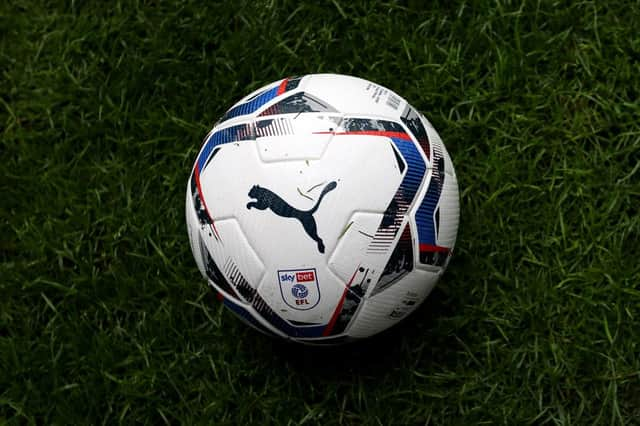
top-left (266, 286), bottom-right (457, 379)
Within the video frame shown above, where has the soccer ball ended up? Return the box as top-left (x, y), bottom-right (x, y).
top-left (186, 74), bottom-right (459, 344)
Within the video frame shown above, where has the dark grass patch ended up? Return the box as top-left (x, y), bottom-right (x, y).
top-left (1, 0), bottom-right (639, 423)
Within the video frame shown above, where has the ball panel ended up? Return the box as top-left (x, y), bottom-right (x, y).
top-left (413, 124), bottom-right (454, 268)
top-left (370, 221), bottom-right (413, 296)
top-left (347, 268), bottom-right (440, 338)
top-left (197, 136), bottom-right (260, 221)
top-left (328, 211), bottom-right (386, 283)
top-left (255, 127), bottom-right (332, 162)
top-left (259, 91), bottom-right (338, 116)
top-left (433, 164), bottom-right (459, 251)
top-left (198, 236), bottom-right (242, 301)
top-left (320, 265), bottom-right (371, 337)
top-left (201, 218), bottom-right (265, 299)
top-left (304, 74), bottom-right (407, 117)
top-left (426, 128), bottom-right (459, 252)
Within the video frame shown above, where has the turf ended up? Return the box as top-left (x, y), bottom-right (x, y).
top-left (1, 0), bottom-right (639, 424)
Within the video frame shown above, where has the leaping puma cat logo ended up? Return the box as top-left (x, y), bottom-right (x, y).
top-left (246, 181), bottom-right (338, 253)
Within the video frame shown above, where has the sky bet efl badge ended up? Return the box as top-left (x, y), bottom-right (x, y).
top-left (277, 268), bottom-right (320, 310)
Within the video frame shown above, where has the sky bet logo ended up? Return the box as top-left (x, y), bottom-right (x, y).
top-left (277, 268), bottom-right (320, 310)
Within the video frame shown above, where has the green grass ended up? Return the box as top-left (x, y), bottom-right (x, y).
top-left (1, 0), bottom-right (639, 423)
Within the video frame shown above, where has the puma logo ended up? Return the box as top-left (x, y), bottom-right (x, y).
top-left (246, 181), bottom-right (338, 253)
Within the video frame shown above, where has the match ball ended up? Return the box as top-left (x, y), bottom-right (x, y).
top-left (186, 74), bottom-right (459, 344)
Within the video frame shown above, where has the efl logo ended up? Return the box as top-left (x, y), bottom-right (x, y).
top-left (277, 268), bottom-right (320, 311)
top-left (296, 271), bottom-right (315, 282)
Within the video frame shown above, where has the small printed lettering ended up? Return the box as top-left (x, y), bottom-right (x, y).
top-left (280, 273), bottom-right (295, 282)
top-left (296, 271), bottom-right (315, 282)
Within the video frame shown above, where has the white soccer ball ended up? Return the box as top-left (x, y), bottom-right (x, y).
top-left (186, 74), bottom-right (459, 344)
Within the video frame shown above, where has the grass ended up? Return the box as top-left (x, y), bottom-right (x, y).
top-left (1, 0), bottom-right (639, 423)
